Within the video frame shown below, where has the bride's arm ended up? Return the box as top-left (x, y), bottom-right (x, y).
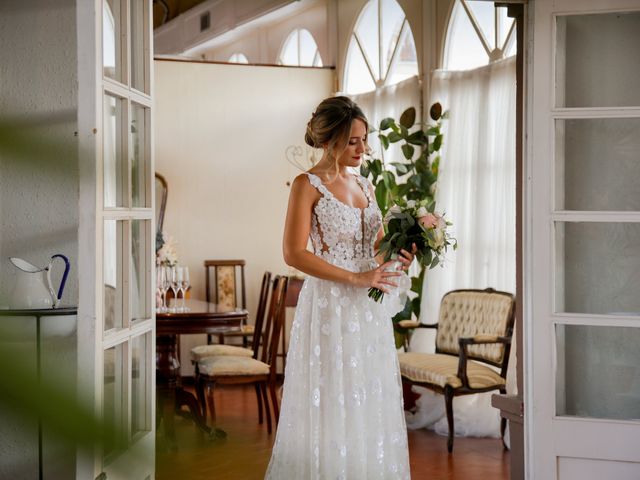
top-left (283, 174), bottom-right (399, 292)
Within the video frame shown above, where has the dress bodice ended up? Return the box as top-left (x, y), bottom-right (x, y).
top-left (306, 172), bottom-right (382, 272)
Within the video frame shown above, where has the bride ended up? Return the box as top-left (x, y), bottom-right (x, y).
top-left (265, 96), bottom-right (415, 479)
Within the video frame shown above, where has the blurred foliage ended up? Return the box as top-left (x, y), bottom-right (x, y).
top-left (360, 103), bottom-right (448, 348)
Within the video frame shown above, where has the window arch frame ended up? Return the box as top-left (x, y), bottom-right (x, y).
top-left (277, 28), bottom-right (323, 67)
top-left (442, 0), bottom-right (517, 71)
top-left (341, 0), bottom-right (420, 95)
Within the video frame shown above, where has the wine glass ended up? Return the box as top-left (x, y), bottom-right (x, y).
top-left (157, 266), bottom-right (169, 313)
top-left (180, 267), bottom-right (190, 312)
top-left (168, 266), bottom-right (180, 312)
top-left (175, 266), bottom-right (184, 312)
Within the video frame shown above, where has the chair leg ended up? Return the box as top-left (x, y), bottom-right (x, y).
top-left (205, 381), bottom-right (217, 427)
top-left (255, 383), bottom-right (264, 424)
top-left (269, 380), bottom-right (280, 425)
top-left (260, 382), bottom-right (272, 434)
top-left (499, 387), bottom-right (508, 450)
top-left (195, 375), bottom-right (207, 423)
top-left (444, 386), bottom-right (455, 453)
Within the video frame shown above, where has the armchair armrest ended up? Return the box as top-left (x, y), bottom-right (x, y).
top-left (459, 334), bottom-right (511, 346)
top-left (396, 320), bottom-right (438, 330)
top-left (456, 335), bottom-right (511, 388)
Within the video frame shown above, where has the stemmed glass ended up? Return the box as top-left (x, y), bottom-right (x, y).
top-left (168, 266), bottom-right (180, 312)
top-left (180, 267), bottom-right (190, 312)
top-left (157, 266), bottom-right (170, 313)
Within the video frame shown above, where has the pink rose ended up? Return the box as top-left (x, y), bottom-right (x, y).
top-left (418, 213), bottom-right (439, 229)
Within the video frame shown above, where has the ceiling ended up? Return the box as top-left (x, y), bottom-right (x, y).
top-left (153, 0), bottom-right (209, 29)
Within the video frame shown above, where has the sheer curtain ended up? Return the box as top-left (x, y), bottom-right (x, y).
top-left (405, 57), bottom-right (517, 437)
top-left (349, 75), bottom-right (421, 166)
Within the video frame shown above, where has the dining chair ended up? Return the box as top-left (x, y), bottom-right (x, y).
top-left (190, 271), bottom-right (272, 426)
top-left (195, 275), bottom-right (288, 434)
top-left (397, 288), bottom-right (516, 453)
top-left (204, 259), bottom-right (251, 346)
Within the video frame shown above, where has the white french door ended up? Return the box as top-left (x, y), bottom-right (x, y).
top-left (527, 0), bottom-right (640, 478)
top-left (78, 0), bottom-right (155, 478)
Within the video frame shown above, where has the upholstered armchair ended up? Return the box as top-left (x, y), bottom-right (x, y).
top-left (398, 288), bottom-right (516, 452)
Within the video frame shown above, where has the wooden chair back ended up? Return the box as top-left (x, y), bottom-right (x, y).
top-left (204, 259), bottom-right (246, 310)
top-left (249, 271), bottom-right (272, 359)
top-left (435, 288), bottom-right (516, 370)
top-left (260, 276), bottom-right (288, 377)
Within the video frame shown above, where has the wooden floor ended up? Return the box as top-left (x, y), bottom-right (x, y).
top-left (156, 384), bottom-right (510, 480)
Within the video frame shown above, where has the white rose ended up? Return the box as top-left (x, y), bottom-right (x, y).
top-left (407, 200), bottom-right (416, 208)
top-left (432, 228), bottom-right (445, 249)
top-left (416, 206), bottom-right (428, 218)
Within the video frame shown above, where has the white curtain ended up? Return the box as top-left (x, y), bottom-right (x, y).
top-left (405, 57), bottom-right (517, 437)
top-left (349, 75), bottom-right (421, 166)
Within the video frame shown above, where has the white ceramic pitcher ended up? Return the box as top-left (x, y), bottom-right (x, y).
top-left (9, 254), bottom-right (70, 309)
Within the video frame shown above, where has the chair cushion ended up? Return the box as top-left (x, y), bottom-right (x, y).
top-left (222, 324), bottom-right (255, 337)
top-left (398, 352), bottom-right (506, 390)
top-left (190, 344), bottom-right (253, 362)
top-left (198, 356), bottom-right (269, 376)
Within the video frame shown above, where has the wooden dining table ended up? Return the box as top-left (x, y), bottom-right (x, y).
top-left (156, 298), bottom-right (248, 444)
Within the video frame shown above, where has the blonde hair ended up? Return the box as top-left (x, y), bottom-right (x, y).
top-left (305, 96), bottom-right (369, 180)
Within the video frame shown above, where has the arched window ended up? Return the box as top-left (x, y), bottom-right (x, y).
top-left (444, 0), bottom-right (516, 71)
top-left (228, 52), bottom-right (249, 64)
top-left (343, 0), bottom-right (419, 94)
top-left (278, 29), bottom-right (323, 67)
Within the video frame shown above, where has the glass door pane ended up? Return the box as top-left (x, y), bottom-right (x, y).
top-left (131, 332), bottom-right (151, 438)
top-left (104, 220), bottom-right (124, 331)
top-left (103, 0), bottom-right (122, 81)
top-left (104, 343), bottom-right (126, 460)
top-left (554, 222), bottom-right (640, 314)
top-left (131, 104), bottom-right (149, 208)
top-left (130, 219), bottom-right (150, 323)
top-left (130, 0), bottom-right (147, 92)
top-left (556, 324), bottom-right (640, 420)
top-left (556, 12), bottom-right (640, 108)
top-left (555, 118), bottom-right (640, 211)
top-left (104, 94), bottom-right (125, 208)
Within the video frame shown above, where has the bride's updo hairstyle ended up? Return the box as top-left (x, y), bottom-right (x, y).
top-left (305, 96), bottom-right (369, 163)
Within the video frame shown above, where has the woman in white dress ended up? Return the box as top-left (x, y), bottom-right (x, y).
top-left (265, 96), bottom-right (415, 479)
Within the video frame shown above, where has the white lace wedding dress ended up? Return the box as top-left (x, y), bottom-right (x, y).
top-left (265, 173), bottom-right (411, 480)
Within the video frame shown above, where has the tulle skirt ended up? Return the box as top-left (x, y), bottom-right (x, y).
top-left (265, 275), bottom-right (411, 479)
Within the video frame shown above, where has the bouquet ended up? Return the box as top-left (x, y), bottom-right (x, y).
top-left (368, 200), bottom-right (457, 302)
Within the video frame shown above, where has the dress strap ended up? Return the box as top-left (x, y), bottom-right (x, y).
top-left (354, 175), bottom-right (372, 202)
top-left (305, 173), bottom-right (333, 199)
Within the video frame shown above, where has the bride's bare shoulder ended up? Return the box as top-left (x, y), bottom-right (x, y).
top-left (289, 173), bottom-right (319, 200)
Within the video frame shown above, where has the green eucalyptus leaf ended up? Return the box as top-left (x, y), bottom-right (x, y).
top-left (430, 256), bottom-right (440, 269)
top-left (360, 162), bottom-right (370, 177)
top-left (400, 125), bottom-right (409, 139)
top-left (426, 126), bottom-right (439, 136)
top-left (388, 131), bottom-right (402, 143)
top-left (376, 182), bottom-right (388, 210)
top-left (399, 107), bottom-right (416, 128)
top-left (379, 134), bottom-right (390, 150)
top-left (410, 296), bottom-right (422, 317)
top-left (380, 117), bottom-right (395, 131)
top-left (433, 134), bottom-right (443, 151)
top-left (407, 130), bottom-right (428, 146)
top-left (401, 143), bottom-right (415, 160)
top-left (390, 162), bottom-right (409, 175)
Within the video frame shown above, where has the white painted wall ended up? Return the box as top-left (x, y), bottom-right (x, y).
top-left (154, 59), bottom-right (333, 374)
top-left (0, 2), bottom-right (79, 479)
top-left (0, 0), bottom-right (79, 308)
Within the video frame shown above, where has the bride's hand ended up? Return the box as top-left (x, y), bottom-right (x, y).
top-left (397, 243), bottom-right (418, 271)
top-left (351, 260), bottom-right (402, 293)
